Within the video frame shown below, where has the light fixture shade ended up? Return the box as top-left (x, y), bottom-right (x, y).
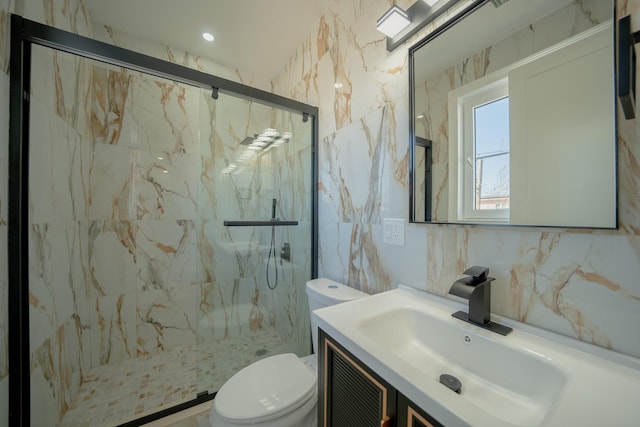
top-left (422, 0), bottom-right (439, 6)
top-left (376, 5), bottom-right (410, 38)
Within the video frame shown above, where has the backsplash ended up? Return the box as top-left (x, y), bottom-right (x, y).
top-left (274, 0), bottom-right (640, 359)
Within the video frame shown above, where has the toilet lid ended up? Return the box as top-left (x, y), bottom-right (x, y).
top-left (214, 353), bottom-right (316, 423)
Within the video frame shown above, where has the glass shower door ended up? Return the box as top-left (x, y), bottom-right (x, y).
top-left (18, 24), bottom-right (315, 426)
top-left (195, 89), bottom-right (314, 395)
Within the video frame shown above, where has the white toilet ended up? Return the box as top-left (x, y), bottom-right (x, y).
top-left (209, 278), bottom-right (368, 427)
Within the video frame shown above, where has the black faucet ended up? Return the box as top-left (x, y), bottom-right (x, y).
top-left (448, 266), bottom-right (512, 336)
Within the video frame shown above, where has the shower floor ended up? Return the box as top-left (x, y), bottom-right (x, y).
top-left (59, 326), bottom-right (292, 427)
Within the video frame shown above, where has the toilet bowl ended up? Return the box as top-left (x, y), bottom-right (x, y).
top-left (209, 278), bottom-right (368, 427)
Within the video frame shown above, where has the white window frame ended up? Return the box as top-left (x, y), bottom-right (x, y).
top-left (449, 76), bottom-right (510, 222)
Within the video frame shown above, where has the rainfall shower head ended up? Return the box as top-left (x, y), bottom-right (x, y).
top-left (238, 129), bottom-right (292, 153)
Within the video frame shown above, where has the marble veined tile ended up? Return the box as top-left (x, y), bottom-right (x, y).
top-left (319, 103), bottom-right (407, 225)
top-left (30, 336), bottom-right (61, 426)
top-left (136, 220), bottom-right (199, 291)
top-left (133, 149), bottom-right (200, 220)
top-left (91, 65), bottom-right (133, 146)
top-left (136, 286), bottom-right (198, 356)
top-left (198, 279), bottom-right (262, 342)
top-left (29, 222), bottom-right (83, 351)
top-left (426, 228), bottom-right (640, 358)
top-left (255, 222), bottom-right (313, 355)
top-left (318, 222), bottom-right (351, 283)
top-left (91, 293), bottom-right (136, 367)
top-left (30, 318), bottom-right (83, 426)
top-left (89, 220), bottom-right (137, 297)
top-left (22, 0), bottom-right (92, 36)
top-left (122, 71), bottom-right (200, 154)
top-left (30, 45), bottom-right (93, 132)
top-left (30, 101), bottom-right (90, 223)
top-left (273, 146), bottom-right (313, 223)
top-left (89, 143), bottom-right (135, 220)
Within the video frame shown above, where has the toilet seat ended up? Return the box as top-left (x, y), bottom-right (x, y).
top-left (213, 353), bottom-right (316, 424)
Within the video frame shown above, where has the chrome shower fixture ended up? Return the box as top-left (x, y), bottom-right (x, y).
top-left (239, 128), bottom-right (292, 153)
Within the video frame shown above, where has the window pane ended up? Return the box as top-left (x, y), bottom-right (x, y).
top-left (474, 97), bottom-right (509, 210)
top-left (475, 153), bottom-right (510, 209)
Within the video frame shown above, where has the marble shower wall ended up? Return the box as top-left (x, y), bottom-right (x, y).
top-left (28, 42), bottom-right (93, 427)
top-left (89, 64), bottom-right (313, 366)
top-left (197, 92), bottom-right (313, 356)
top-left (0, 1), bottom-right (94, 426)
top-left (89, 19), bottom-right (314, 359)
top-left (274, 0), bottom-right (640, 359)
top-left (88, 63), bottom-right (203, 365)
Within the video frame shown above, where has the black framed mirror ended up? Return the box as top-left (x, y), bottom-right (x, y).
top-left (409, 0), bottom-right (617, 228)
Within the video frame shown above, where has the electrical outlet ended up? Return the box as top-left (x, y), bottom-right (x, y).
top-left (383, 218), bottom-right (405, 247)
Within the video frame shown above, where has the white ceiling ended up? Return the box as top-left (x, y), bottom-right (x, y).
top-left (85, 0), bottom-right (331, 81)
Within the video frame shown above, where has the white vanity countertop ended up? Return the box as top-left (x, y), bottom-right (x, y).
top-left (312, 286), bottom-right (640, 427)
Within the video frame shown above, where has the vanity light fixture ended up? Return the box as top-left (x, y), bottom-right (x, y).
top-left (381, 0), bottom-right (479, 51)
top-left (202, 32), bottom-right (214, 42)
top-left (376, 5), bottom-right (410, 38)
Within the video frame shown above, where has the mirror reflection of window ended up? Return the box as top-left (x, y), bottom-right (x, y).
top-left (411, 0), bottom-right (616, 228)
top-left (455, 78), bottom-right (510, 222)
top-left (473, 97), bottom-right (510, 212)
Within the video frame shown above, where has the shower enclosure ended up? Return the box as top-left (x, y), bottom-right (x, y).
top-left (8, 16), bottom-right (317, 426)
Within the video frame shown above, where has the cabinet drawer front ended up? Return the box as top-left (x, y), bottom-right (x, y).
top-left (407, 406), bottom-right (435, 427)
top-left (322, 333), bottom-right (394, 427)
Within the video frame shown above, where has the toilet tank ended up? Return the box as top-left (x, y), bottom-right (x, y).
top-left (305, 278), bottom-right (368, 353)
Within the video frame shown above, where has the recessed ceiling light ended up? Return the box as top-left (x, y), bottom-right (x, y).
top-left (334, 82), bottom-right (343, 89)
top-left (202, 32), bottom-right (214, 42)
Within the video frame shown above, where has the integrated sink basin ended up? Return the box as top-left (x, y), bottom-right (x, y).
top-left (358, 306), bottom-right (567, 426)
top-left (313, 286), bottom-right (640, 427)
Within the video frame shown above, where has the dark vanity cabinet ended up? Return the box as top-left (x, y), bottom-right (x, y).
top-left (396, 394), bottom-right (442, 427)
top-left (318, 328), bottom-right (396, 426)
top-left (318, 329), bottom-right (443, 427)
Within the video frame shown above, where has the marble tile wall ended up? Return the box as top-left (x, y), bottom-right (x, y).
top-left (5, 1), bottom-right (94, 425)
top-left (88, 63), bottom-right (313, 370)
top-left (274, 0), bottom-right (640, 359)
top-left (28, 42), bottom-right (92, 427)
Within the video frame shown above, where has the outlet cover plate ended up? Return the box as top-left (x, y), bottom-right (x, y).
top-left (383, 218), bottom-right (405, 246)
